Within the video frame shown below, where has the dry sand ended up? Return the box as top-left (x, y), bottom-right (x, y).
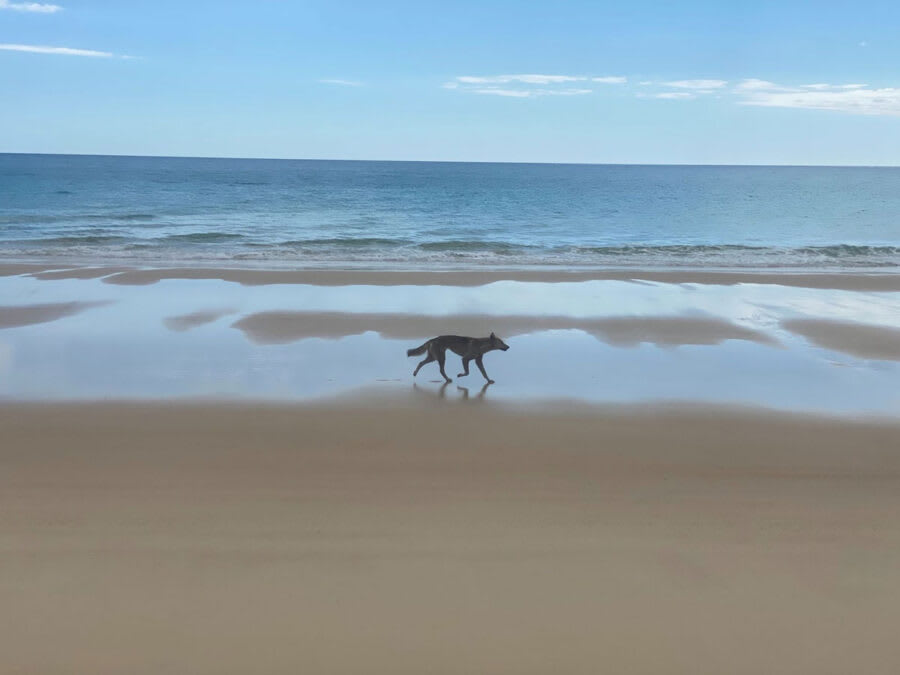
top-left (4, 262), bottom-right (900, 290)
top-left (2, 399), bottom-right (899, 674)
top-left (233, 310), bottom-right (777, 346)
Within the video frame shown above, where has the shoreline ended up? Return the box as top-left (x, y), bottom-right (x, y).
top-left (4, 261), bottom-right (900, 290)
top-left (2, 261), bottom-right (900, 410)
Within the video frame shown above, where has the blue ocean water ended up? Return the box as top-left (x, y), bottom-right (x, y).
top-left (1, 153), bottom-right (899, 269)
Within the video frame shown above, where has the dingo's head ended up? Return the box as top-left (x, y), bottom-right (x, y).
top-left (490, 332), bottom-right (510, 351)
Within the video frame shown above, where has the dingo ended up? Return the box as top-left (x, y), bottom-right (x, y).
top-left (407, 333), bottom-right (509, 383)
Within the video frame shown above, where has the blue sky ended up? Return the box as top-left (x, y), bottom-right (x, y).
top-left (1, 0), bottom-right (899, 164)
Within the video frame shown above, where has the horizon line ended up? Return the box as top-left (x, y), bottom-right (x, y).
top-left (1, 151), bottom-right (898, 169)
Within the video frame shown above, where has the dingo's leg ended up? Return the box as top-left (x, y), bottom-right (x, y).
top-left (457, 357), bottom-right (471, 378)
top-left (413, 353), bottom-right (434, 376)
top-left (475, 356), bottom-right (494, 384)
top-left (436, 351), bottom-right (452, 382)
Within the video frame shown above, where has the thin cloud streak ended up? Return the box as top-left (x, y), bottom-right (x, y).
top-left (457, 74), bottom-right (586, 85)
top-left (446, 73), bottom-right (623, 98)
top-left (448, 72), bottom-right (900, 116)
top-left (740, 83), bottom-right (900, 116)
top-left (0, 43), bottom-right (116, 57)
top-left (801, 83), bottom-right (866, 90)
top-left (653, 92), bottom-right (695, 99)
top-left (471, 88), bottom-right (531, 98)
top-left (636, 78), bottom-right (724, 99)
top-left (735, 78), bottom-right (783, 91)
top-left (319, 78), bottom-right (363, 87)
top-left (0, 0), bottom-right (61, 12)
top-left (664, 79), bottom-right (728, 90)
top-left (470, 87), bottom-right (592, 98)
top-left (640, 77), bottom-right (900, 116)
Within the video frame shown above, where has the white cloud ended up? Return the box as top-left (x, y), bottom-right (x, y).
top-left (446, 72), bottom-right (900, 116)
top-left (453, 73), bottom-right (623, 86)
top-left (470, 87), bottom-right (592, 98)
top-left (319, 78), bottom-right (362, 86)
top-left (735, 78), bottom-right (781, 91)
top-left (802, 82), bottom-right (865, 90)
top-left (638, 76), bottom-right (900, 116)
top-left (739, 80), bottom-right (872, 95)
top-left (734, 79), bottom-right (900, 116)
top-left (446, 74), bottom-right (605, 99)
top-left (664, 79), bottom-right (728, 90)
top-left (456, 74), bottom-right (587, 85)
top-left (541, 88), bottom-right (592, 96)
top-left (0, 0), bottom-right (61, 12)
top-left (0, 43), bottom-right (115, 57)
top-left (471, 88), bottom-right (532, 98)
top-left (740, 85), bottom-right (900, 116)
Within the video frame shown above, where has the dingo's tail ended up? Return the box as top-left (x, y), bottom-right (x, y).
top-left (407, 341), bottom-right (429, 357)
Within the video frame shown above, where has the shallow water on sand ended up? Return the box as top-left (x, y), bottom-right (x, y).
top-left (1, 271), bottom-right (899, 416)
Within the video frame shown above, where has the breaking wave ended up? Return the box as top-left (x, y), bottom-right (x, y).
top-left (2, 236), bottom-right (899, 269)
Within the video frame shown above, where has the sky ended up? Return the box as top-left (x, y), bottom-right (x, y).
top-left (1, 0), bottom-right (899, 164)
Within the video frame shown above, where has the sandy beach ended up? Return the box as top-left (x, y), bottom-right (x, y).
top-left (3, 400), bottom-right (900, 674)
top-left (2, 263), bottom-right (900, 673)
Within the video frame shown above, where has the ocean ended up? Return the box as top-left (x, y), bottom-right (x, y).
top-left (1, 153), bottom-right (899, 270)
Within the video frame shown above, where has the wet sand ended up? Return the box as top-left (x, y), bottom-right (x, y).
top-left (2, 400), bottom-right (899, 674)
top-left (233, 311), bottom-right (777, 346)
top-left (30, 265), bottom-right (135, 280)
top-left (164, 308), bottom-right (235, 332)
top-left (4, 262), bottom-right (900, 290)
top-left (783, 318), bottom-right (900, 361)
top-left (0, 262), bottom-right (59, 277)
top-left (0, 300), bottom-right (108, 329)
